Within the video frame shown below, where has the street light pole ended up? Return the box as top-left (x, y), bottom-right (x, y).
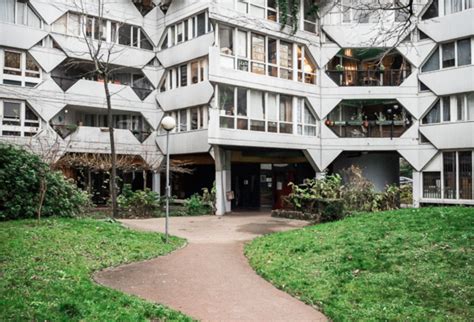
top-left (165, 129), bottom-right (170, 243)
top-left (161, 116), bottom-right (176, 243)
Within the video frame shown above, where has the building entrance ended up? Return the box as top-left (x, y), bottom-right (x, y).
top-left (231, 162), bottom-right (312, 210)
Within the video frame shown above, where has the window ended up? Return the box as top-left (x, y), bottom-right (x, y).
top-left (279, 41), bottom-right (293, 80)
top-left (219, 25), bottom-right (233, 55)
top-left (180, 64), bottom-right (187, 87)
top-left (218, 24), bottom-right (317, 85)
top-left (160, 12), bottom-right (210, 49)
top-left (279, 95), bottom-right (293, 133)
top-left (159, 58), bottom-right (207, 92)
top-left (423, 100), bottom-right (441, 124)
top-left (249, 89), bottom-right (265, 131)
top-left (457, 38), bottom-right (471, 66)
top-left (251, 33), bottom-right (265, 74)
top-left (164, 106), bottom-right (208, 133)
top-left (422, 38), bottom-right (473, 72)
top-left (459, 151), bottom-right (473, 199)
top-left (302, 102), bottom-right (317, 136)
top-left (444, 152), bottom-right (457, 199)
top-left (423, 172), bottom-right (441, 198)
top-left (303, 0), bottom-right (318, 33)
top-left (68, 13), bottom-right (81, 36)
top-left (423, 93), bottom-right (474, 123)
top-left (445, 0), bottom-right (462, 14)
top-left (1, 100), bottom-right (40, 137)
top-left (2, 49), bottom-right (41, 87)
top-left (422, 48), bottom-right (440, 72)
top-left (422, 0), bottom-right (439, 19)
top-left (179, 109), bottom-right (187, 132)
top-left (0, 0), bottom-right (42, 28)
top-left (442, 42), bottom-right (455, 68)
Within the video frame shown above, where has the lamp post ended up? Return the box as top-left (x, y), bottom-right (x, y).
top-left (161, 116), bottom-right (176, 243)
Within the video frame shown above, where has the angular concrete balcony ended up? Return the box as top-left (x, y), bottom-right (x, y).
top-left (157, 32), bottom-right (214, 68)
top-left (156, 81), bottom-right (214, 111)
top-left (420, 122), bottom-right (474, 149)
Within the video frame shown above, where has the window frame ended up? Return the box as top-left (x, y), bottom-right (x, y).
top-left (0, 100), bottom-right (40, 137)
top-left (1, 49), bottom-right (42, 87)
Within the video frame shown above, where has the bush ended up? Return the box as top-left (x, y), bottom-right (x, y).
top-left (117, 184), bottom-right (161, 218)
top-left (0, 144), bottom-right (90, 220)
top-left (183, 193), bottom-right (211, 216)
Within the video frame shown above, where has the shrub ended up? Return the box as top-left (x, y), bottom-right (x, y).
top-left (183, 193), bottom-right (211, 216)
top-left (117, 184), bottom-right (161, 217)
top-left (201, 183), bottom-right (216, 214)
top-left (400, 184), bottom-right (413, 204)
top-left (0, 144), bottom-right (90, 220)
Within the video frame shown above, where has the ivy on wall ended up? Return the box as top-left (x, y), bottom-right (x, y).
top-left (276, 0), bottom-right (319, 33)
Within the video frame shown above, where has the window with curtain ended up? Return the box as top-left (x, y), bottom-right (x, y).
top-left (422, 100), bottom-right (441, 124)
top-left (0, 0), bottom-right (15, 23)
top-left (422, 48), bottom-right (440, 72)
top-left (279, 95), bottom-right (293, 133)
top-left (457, 94), bottom-right (465, 120)
top-left (179, 109), bottom-right (187, 132)
top-left (457, 38), bottom-right (471, 66)
top-left (251, 33), bottom-right (265, 74)
top-left (442, 96), bottom-right (451, 122)
top-left (249, 89), bottom-right (265, 131)
top-left (467, 93), bottom-right (474, 120)
top-left (219, 25), bottom-right (233, 55)
top-left (267, 93), bottom-right (278, 132)
top-left (219, 85), bottom-right (235, 116)
top-left (444, 0), bottom-right (462, 14)
top-left (237, 88), bottom-right (247, 116)
top-left (303, 103), bottom-right (317, 136)
top-left (279, 41), bottom-right (293, 80)
top-left (442, 42), bottom-right (455, 68)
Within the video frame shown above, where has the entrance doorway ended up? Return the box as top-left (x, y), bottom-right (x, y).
top-left (231, 163), bottom-right (313, 210)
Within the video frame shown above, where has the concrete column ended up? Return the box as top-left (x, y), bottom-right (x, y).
top-left (152, 172), bottom-right (161, 195)
top-left (315, 171), bottom-right (325, 180)
top-left (412, 170), bottom-right (421, 208)
top-left (214, 145), bottom-right (231, 215)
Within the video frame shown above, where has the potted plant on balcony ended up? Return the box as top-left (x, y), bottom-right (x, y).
top-left (347, 112), bottom-right (364, 126)
top-left (336, 64), bottom-right (344, 72)
top-left (393, 110), bottom-right (408, 126)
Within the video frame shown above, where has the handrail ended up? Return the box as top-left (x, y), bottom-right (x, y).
top-left (326, 69), bottom-right (410, 86)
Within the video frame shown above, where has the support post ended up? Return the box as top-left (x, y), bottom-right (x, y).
top-left (152, 171), bottom-right (161, 195)
top-left (412, 170), bottom-right (421, 208)
top-left (214, 145), bottom-right (231, 215)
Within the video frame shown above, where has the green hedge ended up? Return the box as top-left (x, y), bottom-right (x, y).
top-left (0, 144), bottom-right (90, 220)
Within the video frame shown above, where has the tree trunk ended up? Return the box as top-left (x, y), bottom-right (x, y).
top-left (37, 174), bottom-right (47, 222)
top-left (103, 78), bottom-right (118, 218)
top-left (143, 170), bottom-right (147, 190)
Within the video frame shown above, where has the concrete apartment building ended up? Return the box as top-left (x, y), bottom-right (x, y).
top-left (0, 0), bottom-right (473, 214)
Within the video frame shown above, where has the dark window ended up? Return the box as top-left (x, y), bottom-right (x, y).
top-left (457, 38), bottom-right (471, 66)
top-left (140, 31), bottom-right (153, 50)
top-left (442, 42), bottom-right (455, 68)
top-left (422, 0), bottom-right (439, 19)
top-left (197, 12), bottom-right (206, 36)
top-left (119, 24), bottom-right (131, 46)
top-left (422, 47), bottom-right (440, 72)
top-left (443, 152), bottom-right (456, 199)
top-left (180, 65), bottom-right (187, 87)
top-left (423, 172), bottom-right (441, 198)
top-left (459, 151), bottom-right (473, 199)
top-left (419, 81), bottom-right (430, 91)
top-left (442, 96), bottom-right (451, 121)
top-left (237, 87), bottom-right (247, 116)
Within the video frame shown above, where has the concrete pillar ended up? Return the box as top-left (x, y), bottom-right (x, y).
top-left (152, 172), bottom-right (161, 195)
top-left (214, 145), bottom-right (231, 215)
top-left (315, 171), bottom-right (325, 180)
top-left (412, 170), bottom-right (421, 208)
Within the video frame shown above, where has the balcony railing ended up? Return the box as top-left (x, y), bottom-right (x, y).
top-left (325, 120), bottom-right (411, 138)
top-left (326, 69), bottom-right (410, 86)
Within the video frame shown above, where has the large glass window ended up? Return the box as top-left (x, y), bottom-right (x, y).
top-left (422, 93), bottom-right (474, 124)
top-left (249, 89), bottom-right (265, 131)
top-left (0, 0), bottom-right (41, 28)
top-left (279, 41), bottom-right (293, 80)
top-left (159, 58), bottom-right (207, 91)
top-left (422, 48), bottom-right (440, 72)
top-left (251, 34), bottom-right (265, 74)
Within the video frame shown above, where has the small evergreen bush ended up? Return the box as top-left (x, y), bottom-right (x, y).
top-left (0, 144), bottom-right (90, 220)
top-left (117, 184), bottom-right (161, 217)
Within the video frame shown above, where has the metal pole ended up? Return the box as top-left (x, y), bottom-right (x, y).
top-left (165, 130), bottom-right (170, 243)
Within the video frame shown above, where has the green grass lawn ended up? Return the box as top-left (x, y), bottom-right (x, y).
top-left (0, 218), bottom-right (191, 321)
top-left (245, 207), bottom-right (474, 321)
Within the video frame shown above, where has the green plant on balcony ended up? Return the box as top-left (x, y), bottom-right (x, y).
top-left (336, 64), bottom-right (345, 72)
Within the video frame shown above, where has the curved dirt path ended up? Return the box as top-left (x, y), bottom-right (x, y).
top-left (95, 213), bottom-right (327, 321)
